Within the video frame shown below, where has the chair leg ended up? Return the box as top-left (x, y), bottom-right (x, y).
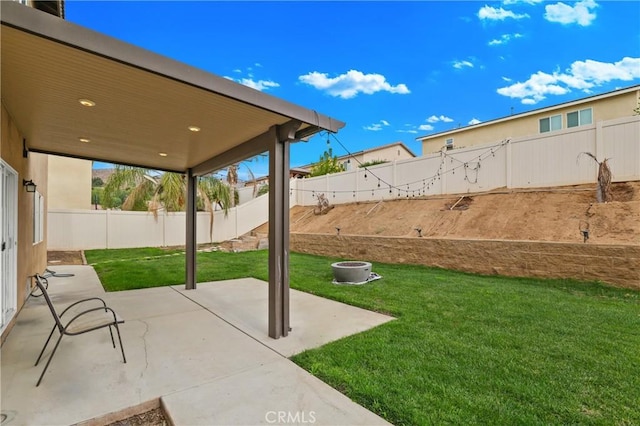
top-left (35, 325), bottom-right (58, 366)
top-left (108, 325), bottom-right (116, 348)
top-left (36, 334), bottom-right (64, 387)
top-left (114, 323), bottom-right (126, 364)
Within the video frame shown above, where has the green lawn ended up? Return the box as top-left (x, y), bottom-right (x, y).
top-left (86, 248), bottom-right (640, 425)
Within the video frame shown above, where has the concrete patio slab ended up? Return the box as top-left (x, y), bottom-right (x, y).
top-left (163, 357), bottom-right (389, 426)
top-left (175, 278), bottom-right (394, 357)
top-left (1, 266), bottom-right (394, 426)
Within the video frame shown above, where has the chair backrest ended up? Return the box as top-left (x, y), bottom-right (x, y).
top-left (34, 275), bottom-right (65, 333)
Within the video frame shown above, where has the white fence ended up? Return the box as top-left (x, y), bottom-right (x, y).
top-left (48, 192), bottom-right (270, 250)
top-left (294, 116), bottom-right (639, 206)
top-left (48, 116), bottom-right (638, 249)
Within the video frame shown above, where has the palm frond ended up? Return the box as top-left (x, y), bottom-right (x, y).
top-left (199, 175), bottom-right (232, 216)
top-left (577, 151), bottom-right (599, 165)
top-left (122, 178), bottom-right (155, 211)
top-left (158, 172), bottom-right (186, 212)
top-left (102, 165), bottom-right (149, 209)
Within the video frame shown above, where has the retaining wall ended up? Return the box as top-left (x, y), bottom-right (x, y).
top-left (290, 233), bottom-right (639, 289)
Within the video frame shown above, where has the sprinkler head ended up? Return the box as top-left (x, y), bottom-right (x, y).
top-left (581, 229), bottom-right (589, 243)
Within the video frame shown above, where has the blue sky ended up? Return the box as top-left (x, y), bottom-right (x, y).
top-left (66, 1), bottom-right (640, 176)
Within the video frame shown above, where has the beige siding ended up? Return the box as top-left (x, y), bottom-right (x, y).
top-left (1, 104), bottom-right (48, 342)
top-left (422, 90), bottom-right (639, 154)
top-left (48, 156), bottom-right (92, 209)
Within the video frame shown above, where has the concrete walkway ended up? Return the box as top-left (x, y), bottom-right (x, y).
top-left (1, 266), bottom-right (394, 425)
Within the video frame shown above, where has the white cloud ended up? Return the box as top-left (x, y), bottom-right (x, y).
top-left (478, 5), bottom-right (529, 21)
top-left (418, 124), bottom-right (435, 131)
top-left (397, 129), bottom-right (419, 134)
top-left (468, 118), bottom-right (482, 125)
top-left (497, 56), bottom-right (640, 104)
top-left (364, 124), bottom-right (383, 131)
top-left (363, 120), bottom-right (391, 131)
top-left (489, 33), bottom-right (523, 46)
top-left (453, 60), bottom-right (474, 69)
top-left (236, 78), bottom-right (280, 92)
top-left (299, 70), bottom-right (410, 99)
top-left (545, 0), bottom-right (598, 26)
top-left (503, 0), bottom-right (543, 4)
top-left (502, 76), bottom-right (513, 82)
top-left (427, 115), bottom-right (454, 123)
top-left (227, 66), bottom-right (280, 91)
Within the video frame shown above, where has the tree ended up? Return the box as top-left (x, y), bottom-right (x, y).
top-left (358, 160), bottom-right (388, 168)
top-left (102, 165), bottom-right (231, 239)
top-left (226, 160), bottom-right (258, 207)
top-left (92, 177), bottom-right (104, 187)
top-left (257, 184), bottom-right (269, 196)
top-left (578, 152), bottom-right (612, 203)
top-left (309, 148), bottom-right (345, 177)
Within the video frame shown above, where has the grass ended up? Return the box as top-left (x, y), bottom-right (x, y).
top-left (85, 248), bottom-right (640, 425)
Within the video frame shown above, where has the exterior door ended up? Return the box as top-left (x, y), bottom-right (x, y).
top-left (1, 160), bottom-right (18, 333)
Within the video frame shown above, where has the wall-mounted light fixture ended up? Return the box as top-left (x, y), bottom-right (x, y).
top-left (23, 179), bottom-right (36, 193)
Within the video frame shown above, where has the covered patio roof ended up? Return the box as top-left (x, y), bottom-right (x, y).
top-left (1, 2), bottom-right (344, 338)
top-left (1, 1), bottom-right (343, 173)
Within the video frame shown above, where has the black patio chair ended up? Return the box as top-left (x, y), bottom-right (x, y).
top-left (33, 274), bottom-right (126, 387)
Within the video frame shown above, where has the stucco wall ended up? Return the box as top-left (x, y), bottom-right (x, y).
top-left (1, 104), bottom-right (48, 342)
top-left (422, 89), bottom-right (639, 154)
top-left (48, 156), bottom-right (92, 209)
top-left (290, 233), bottom-right (639, 289)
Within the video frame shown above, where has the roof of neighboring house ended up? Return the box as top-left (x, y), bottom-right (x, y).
top-left (417, 84), bottom-right (640, 141)
top-left (297, 141), bottom-right (416, 170)
top-left (335, 141), bottom-right (417, 161)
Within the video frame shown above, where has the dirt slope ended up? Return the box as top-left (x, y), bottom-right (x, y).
top-left (271, 182), bottom-right (639, 245)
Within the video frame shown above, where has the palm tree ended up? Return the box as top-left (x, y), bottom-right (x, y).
top-left (578, 152), bottom-right (612, 203)
top-left (226, 160), bottom-right (258, 207)
top-left (102, 165), bottom-right (231, 239)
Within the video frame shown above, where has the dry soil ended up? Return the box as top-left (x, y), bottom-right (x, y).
top-left (273, 181), bottom-right (640, 245)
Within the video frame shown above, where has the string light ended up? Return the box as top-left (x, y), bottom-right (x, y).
top-left (291, 134), bottom-right (509, 202)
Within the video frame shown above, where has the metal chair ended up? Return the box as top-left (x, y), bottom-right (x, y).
top-left (33, 274), bottom-right (126, 386)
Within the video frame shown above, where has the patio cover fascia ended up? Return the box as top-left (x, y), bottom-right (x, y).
top-left (1, 2), bottom-right (345, 338)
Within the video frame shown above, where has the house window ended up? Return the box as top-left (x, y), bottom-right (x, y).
top-left (33, 191), bottom-right (44, 244)
top-left (539, 114), bottom-right (562, 133)
top-left (445, 138), bottom-right (454, 150)
top-left (567, 108), bottom-right (593, 128)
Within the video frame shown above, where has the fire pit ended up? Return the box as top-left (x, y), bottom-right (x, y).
top-left (331, 261), bottom-right (372, 285)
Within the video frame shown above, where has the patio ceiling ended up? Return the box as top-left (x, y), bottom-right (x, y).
top-left (1, 2), bottom-right (344, 174)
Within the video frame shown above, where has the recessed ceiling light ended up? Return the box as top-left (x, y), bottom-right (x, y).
top-left (78, 99), bottom-right (96, 107)
top-left (159, 152), bottom-right (168, 157)
top-left (188, 126), bottom-right (201, 132)
top-left (79, 137), bottom-right (91, 143)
